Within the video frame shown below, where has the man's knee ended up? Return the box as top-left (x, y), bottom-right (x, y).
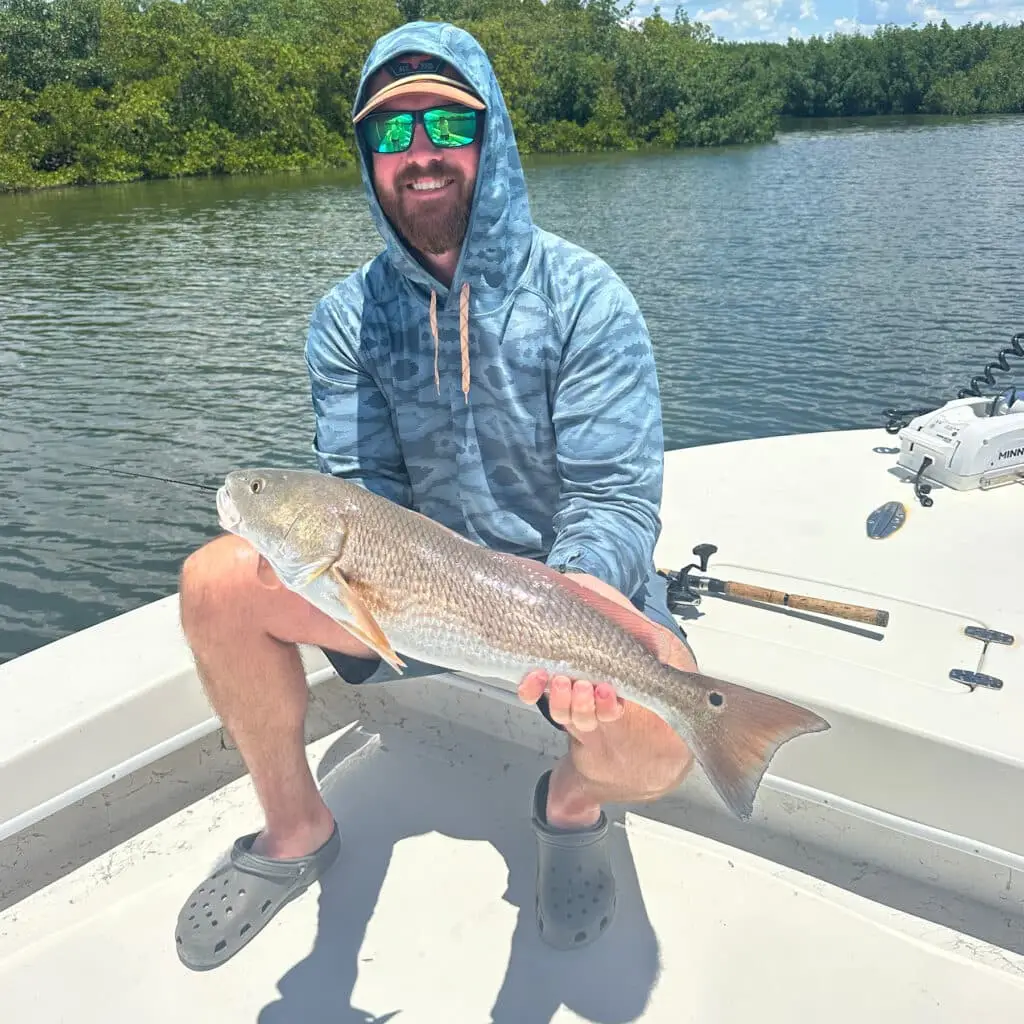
top-left (649, 741), bottom-right (695, 796)
top-left (179, 534), bottom-right (264, 637)
top-left (628, 730), bottom-right (694, 799)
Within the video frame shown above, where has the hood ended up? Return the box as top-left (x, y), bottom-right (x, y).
top-left (352, 20), bottom-right (533, 315)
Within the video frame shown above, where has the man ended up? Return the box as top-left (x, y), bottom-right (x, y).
top-left (174, 20), bottom-right (697, 971)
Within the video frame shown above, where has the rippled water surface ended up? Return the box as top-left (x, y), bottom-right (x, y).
top-left (2, 114), bottom-right (1023, 662)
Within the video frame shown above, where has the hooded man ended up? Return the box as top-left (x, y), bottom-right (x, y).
top-left (174, 20), bottom-right (697, 971)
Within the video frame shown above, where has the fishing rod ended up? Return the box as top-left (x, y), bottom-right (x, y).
top-left (18, 544), bottom-right (143, 577)
top-left (12, 466), bottom-right (220, 578)
top-left (81, 463), bottom-right (220, 493)
top-left (76, 467), bottom-right (891, 627)
top-left (660, 543), bottom-right (890, 629)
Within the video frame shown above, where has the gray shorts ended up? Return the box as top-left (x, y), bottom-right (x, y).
top-left (320, 563), bottom-right (686, 731)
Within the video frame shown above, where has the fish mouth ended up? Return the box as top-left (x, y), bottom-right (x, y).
top-left (216, 485), bottom-right (242, 533)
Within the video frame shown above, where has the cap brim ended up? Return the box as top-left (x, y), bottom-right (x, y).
top-left (353, 74), bottom-right (486, 124)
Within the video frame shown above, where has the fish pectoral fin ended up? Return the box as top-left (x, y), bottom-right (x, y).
top-left (297, 556), bottom-right (337, 588)
top-left (328, 566), bottom-right (406, 674)
top-left (295, 532), bottom-right (347, 588)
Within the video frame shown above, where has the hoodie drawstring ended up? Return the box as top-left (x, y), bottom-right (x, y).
top-left (428, 283), bottom-right (471, 404)
top-left (459, 281), bottom-right (470, 403)
top-left (430, 289), bottom-right (440, 395)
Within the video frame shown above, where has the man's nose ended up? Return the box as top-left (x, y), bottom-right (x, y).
top-left (405, 120), bottom-right (439, 159)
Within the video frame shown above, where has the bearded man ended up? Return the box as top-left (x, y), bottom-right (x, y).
top-left (173, 20), bottom-right (696, 971)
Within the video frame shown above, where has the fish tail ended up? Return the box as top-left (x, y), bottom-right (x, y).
top-left (659, 669), bottom-right (830, 821)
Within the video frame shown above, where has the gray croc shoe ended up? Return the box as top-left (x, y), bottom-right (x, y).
top-left (175, 822), bottom-right (341, 971)
top-left (531, 770), bottom-right (616, 950)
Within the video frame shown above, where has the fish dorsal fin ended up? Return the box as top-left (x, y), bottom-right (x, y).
top-left (559, 574), bottom-right (670, 661)
top-left (328, 565), bottom-right (406, 673)
top-left (407, 506), bottom-right (477, 547)
top-left (508, 556), bottom-right (672, 663)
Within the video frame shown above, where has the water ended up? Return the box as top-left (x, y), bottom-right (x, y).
top-left (2, 114), bottom-right (1023, 663)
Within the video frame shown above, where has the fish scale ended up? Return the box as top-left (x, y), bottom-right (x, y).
top-left (342, 508), bottom-right (647, 682)
top-left (217, 468), bottom-right (831, 820)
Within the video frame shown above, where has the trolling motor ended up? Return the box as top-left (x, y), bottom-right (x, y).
top-left (661, 543), bottom-right (890, 628)
top-left (884, 332), bottom-right (1024, 504)
top-left (893, 389), bottom-right (1024, 499)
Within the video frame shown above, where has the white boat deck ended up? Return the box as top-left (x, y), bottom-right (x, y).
top-left (3, 684), bottom-right (1024, 1022)
top-left (2, 427), bottom-right (1023, 1020)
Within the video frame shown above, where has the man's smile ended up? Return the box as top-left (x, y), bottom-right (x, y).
top-left (407, 176), bottom-right (455, 192)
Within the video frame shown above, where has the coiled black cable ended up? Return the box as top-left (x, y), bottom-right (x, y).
top-left (957, 332), bottom-right (1024, 399)
top-left (883, 331), bottom-right (1024, 433)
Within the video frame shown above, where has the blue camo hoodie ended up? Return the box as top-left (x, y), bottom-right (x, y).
top-left (305, 20), bottom-right (666, 602)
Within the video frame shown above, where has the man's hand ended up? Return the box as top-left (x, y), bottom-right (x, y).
top-left (518, 667), bottom-right (625, 734)
top-left (517, 571), bottom-right (696, 737)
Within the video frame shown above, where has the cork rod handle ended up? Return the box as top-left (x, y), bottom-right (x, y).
top-left (723, 582), bottom-right (890, 628)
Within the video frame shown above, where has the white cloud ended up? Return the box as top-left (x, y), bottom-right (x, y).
top-left (913, 0), bottom-right (1024, 18)
top-left (692, 0), bottom-right (789, 34)
top-left (969, 6), bottom-right (1024, 17)
top-left (743, 0), bottom-right (785, 30)
top-left (665, 0), bottom-right (1024, 43)
top-left (696, 6), bottom-right (739, 20)
top-left (830, 15), bottom-right (886, 32)
top-left (637, 0), bottom-right (1024, 39)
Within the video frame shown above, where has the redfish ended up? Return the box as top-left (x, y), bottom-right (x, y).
top-left (216, 468), bottom-right (829, 819)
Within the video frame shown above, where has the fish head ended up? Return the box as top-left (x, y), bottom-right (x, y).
top-left (217, 468), bottom-right (354, 587)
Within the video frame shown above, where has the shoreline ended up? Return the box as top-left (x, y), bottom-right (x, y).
top-left (6, 110), bottom-right (1024, 197)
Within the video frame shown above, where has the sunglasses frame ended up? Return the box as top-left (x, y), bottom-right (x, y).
top-left (360, 104), bottom-right (482, 154)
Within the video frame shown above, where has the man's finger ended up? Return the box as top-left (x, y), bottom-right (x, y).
top-left (570, 680), bottom-right (598, 732)
top-left (517, 669), bottom-right (549, 704)
top-left (594, 682), bottom-right (624, 723)
top-left (547, 674), bottom-right (573, 724)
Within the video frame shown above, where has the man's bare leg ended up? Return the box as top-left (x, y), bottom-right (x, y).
top-left (544, 675), bottom-right (695, 829)
top-left (179, 533), bottom-right (374, 859)
top-left (518, 571), bottom-right (696, 826)
top-left (517, 571), bottom-right (696, 949)
top-left (550, 603), bottom-right (695, 826)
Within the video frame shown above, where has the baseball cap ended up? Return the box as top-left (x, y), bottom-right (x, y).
top-left (353, 53), bottom-right (486, 124)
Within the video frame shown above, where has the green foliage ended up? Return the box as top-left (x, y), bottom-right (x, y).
top-left (768, 20), bottom-right (1024, 118)
top-left (0, 0), bottom-right (398, 189)
top-left (0, 0), bottom-right (1021, 191)
top-left (0, 0), bottom-right (106, 97)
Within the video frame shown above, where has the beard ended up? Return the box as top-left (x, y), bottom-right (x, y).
top-left (376, 159), bottom-right (474, 256)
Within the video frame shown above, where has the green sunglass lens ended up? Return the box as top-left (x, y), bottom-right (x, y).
top-left (363, 108), bottom-right (478, 153)
top-left (366, 113), bottom-right (413, 153)
top-left (423, 109), bottom-right (477, 147)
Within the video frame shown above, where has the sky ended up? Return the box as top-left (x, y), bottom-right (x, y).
top-left (627, 0), bottom-right (1024, 43)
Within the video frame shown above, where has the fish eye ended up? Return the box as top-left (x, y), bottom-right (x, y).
top-left (250, 479), bottom-right (264, 494)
